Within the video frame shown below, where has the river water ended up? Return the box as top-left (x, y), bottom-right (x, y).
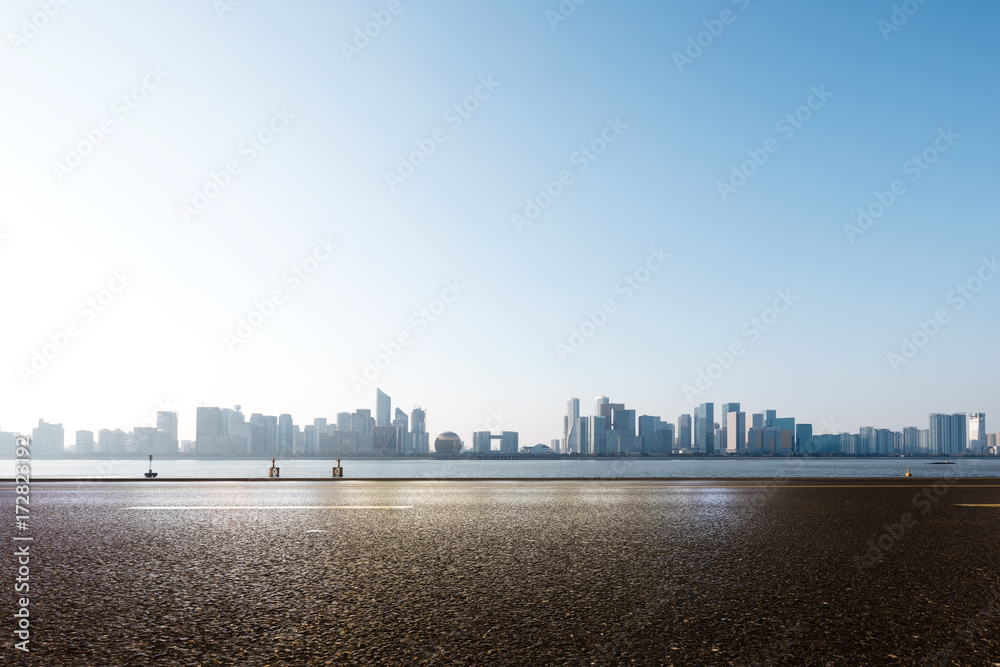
top-left (13, 456), bottom-right (1000, 479)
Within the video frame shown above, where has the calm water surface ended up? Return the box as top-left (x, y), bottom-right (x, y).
top-left (15, 457), bottom-right (1000, 478)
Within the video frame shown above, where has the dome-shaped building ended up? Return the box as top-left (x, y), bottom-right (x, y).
top-left (434, 431), bottom-right (463, 454)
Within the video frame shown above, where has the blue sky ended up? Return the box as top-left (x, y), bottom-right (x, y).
top-left (2, 0), bottom-right (998, 445)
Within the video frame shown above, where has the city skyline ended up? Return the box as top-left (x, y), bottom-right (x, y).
top-left (9, 387), bottom-right (995, 458)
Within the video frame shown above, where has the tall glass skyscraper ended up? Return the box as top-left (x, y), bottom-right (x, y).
top-left (694, 403), bottom-right (714, 454)
top-left (376, 388), bottom-right (391, 427)
top-left (677, 414), bottom-right (692, 449)
top-left (565, 398), bottom-right (580, 454)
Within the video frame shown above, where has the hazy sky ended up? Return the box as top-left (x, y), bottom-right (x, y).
top-left (2, 0), bottom-right (998, 445)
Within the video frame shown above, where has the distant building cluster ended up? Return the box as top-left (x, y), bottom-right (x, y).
top-left (192, 389), bottom-right (430, 456)
top-left (558, 399), bottom-right (997, 457)
top-left (3, 396), bottom-right (996, 458)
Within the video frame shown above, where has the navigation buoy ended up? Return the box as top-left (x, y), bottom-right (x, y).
top-left (144, 454), bottom-right (158, 478)
top-left (905, 467), bottom-right (911, 477)
top-left (268, 457), bottom-right (280, 478)
top-left (332, 457), bottom-right (344, 478)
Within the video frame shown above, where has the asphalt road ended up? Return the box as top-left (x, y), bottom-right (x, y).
top-left (3, 478), bottom-right (999, 665)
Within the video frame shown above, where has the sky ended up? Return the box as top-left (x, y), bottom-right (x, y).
top-left (1, 0), bottom-right (998, 446)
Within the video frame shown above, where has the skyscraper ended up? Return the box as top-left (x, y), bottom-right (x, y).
top-left (155, 411), bottom-right (179, 454)
top-left (969, 413), bottom-right (987, 452)
top-left (677, 414), bottom-right (692, 449)
top-left (576, 416), bottom-right (592, 455)
top-left (727, 411), bottom-right (746, 454)
top-left (565, 398), bottom-right (580, 454)
top-left (929, 413), bottom-right (968, 455)
top-left (376, 388), bottom-right (391, 427)
top-left (500, 431), bottom-right (518, 454)
top-left (336, 412), bottom-right (352, 433)
top-left (795, 423), bottom-right (813, 453)
top-left (595, 396), bottom-right (610, 417)
top-left (720, 403), bottom-right (740, 452)
top-left (695, 403), bottom-right (714, 454)
top-left (859, 427), bottom-right (875, 456)
top-left (278, 414), bottom-right (294, 454)
top-left (32, 419), bottom-right (65, 455)
top-left (929, 413), bottom-right (950, 455)
top-left (410, 407), bottom-right (428, 455)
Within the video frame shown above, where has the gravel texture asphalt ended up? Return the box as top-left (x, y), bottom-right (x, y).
top-left (3, 478), bottom-right (999, 666)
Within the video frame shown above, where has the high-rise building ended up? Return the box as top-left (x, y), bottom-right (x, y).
top-left (196, 407), bottom-right (223, 455)
top-left (859, 427), bottom-right (875, 456)
top-left (336, 412), bottom-right (352, 433)
top-left (727, 412), bottom-right (746, 454)
top-left (951, 413), bottom-right (968, 454)
top-left (638, 415), bottom-right (661, 453)
top-left (929, 413), bottom-right (949, 454)
top-left (376, 389), bottom-right (391, 427)
top-left (32, 419), bottom-right (65, 455)
top-left (393, 408), bottom-right (409, 455)
top-left (677, 414), bottom-right (692, 449)
top-left (795, 423), bottom-right (813, 453)
top-left (875, 428), bottom-right (893, 456)
top-left (220, 406), bottom-right (245, 436)
top-left (588, 416), bottom-right (607, 454)
top-left (929, 413), bottom-right (968, 455)
top-left (500, 431), bottom-right (518, 454)
top-left (473, 431), bottom-right (492, 454)
top-left (75, 430), bottom-right (95, 455)
top-left (720, 403), bottom-right (740, 450)
top-left (550, 438), bottom-right (561, 454)
top-left (969, 413), bottom-right (987, 452)
top-left (564, 398), bottom-right (580, 454)
top-left (278, 414), bottom-right (294, 454)
top-left (694, 403), bottom-right (714, 454)
top-left (903, 427), bottom-right (920, 455)
top-left (410, 408), bottom-right (428, 455)
top-left (576, 416), bottom-right (592, 455)
top-left (595, 396), bottom-right (610, 417)
top-left (373, 425), bottom-right (398, 455)
top-left (155, 411), bottom-right (179, 454)
top-left (248, 414), bottom-right (268, 455)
